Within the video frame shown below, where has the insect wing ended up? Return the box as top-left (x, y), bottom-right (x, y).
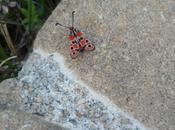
top-left (76, 31), bottom-right (95, 51)
top-left (69, 35), bottom-right (80, 59)
top-left (84, 37), bottom-right (95, 51)
top-left (70, 49), bottom-right (79, 59)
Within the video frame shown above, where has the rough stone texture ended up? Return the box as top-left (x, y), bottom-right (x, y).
top-left (0, 0), bottom-right (174, 129)
top-left (33, 0), bottom-right (175, 130)
top-left (0, 79), bottom-right (21, 111)
top-left (0, 110), bottom-right (69, 130)
top-left (16, 51), bottom-right (146, 130)
top-left (0, 79), bottom-right (69, 130)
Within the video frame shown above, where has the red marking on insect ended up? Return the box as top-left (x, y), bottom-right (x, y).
top-left (69, 35), bottom-right (75, 41)
top-left (55, 11), bottom-right (95, 59)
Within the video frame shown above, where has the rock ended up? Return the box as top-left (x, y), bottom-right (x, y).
top-left (16, 53), bottom-right (146, 130)
top-left (0, 110), bottom-right (69, 130)
top-left (33, 0), bottom-right (175, 129)
top-left (0, 0), bottom-right (175, 129)
top-left (0, 79), bottom-right (21, 111)
top-left (0, 79), bottom-right (69, 130)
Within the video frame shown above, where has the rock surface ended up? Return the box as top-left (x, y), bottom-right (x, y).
top-left (0, 79), bottom-right (69, 130)
top-left (0, 110), bottom-right (69, 130)
top-left (0, 0), bottom-right (175, 129)
top-left (17, 51), bottom-right (146, 130)
top-left (0, 79), bottom-right (21, 111)
top-left (33, 0), bottom-right (175, 129)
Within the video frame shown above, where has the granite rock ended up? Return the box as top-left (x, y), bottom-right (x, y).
top-left (0, 79), bottom-right (69, 130)
top-left (17, 52), bottom-right (146, 130)
top-left (33, 0), bottom-right (175, 129)
top-left (0, 79), bottom-right (21, 111)
top-left (0, 0), bottom-right (175, 129)
top-left (0, 110), bottom-right (69, 130)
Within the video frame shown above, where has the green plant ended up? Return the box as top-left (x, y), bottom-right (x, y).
top-left (0, 40), bottom-right (18, 82)
top-left (0, 0), bottom-right (60, 82)
top-left (21, 0), bottom-right (42, 34)
top-left (0, 55), bottom-right (19, 82)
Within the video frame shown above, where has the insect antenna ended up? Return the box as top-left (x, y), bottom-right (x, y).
top-left (55, 22), bottom-right (70, 29)
top-left (55, 11), bottom-right (76, 35)
top-left (72, 11), bottom-right (75, 28)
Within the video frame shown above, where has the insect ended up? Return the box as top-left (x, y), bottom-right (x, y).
top-left (56, 11), bottom-right (95, 59)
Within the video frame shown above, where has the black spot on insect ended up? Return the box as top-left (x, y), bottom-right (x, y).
top-left (72, 41), bottom-right (76, 44)
top-left (71, 47), bottom-right (73, 49)
top-left (86, 40), bottom-right (88, 43)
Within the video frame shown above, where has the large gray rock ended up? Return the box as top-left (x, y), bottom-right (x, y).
top-left (16, 52), bottom-right (146, 130)
top-left (0, 79), bottom-right (21, 111)
top-left (0, 0), bottom-right (175, 130)
top-left (33, 0), bottom-right (175, 129)
top-left (0, 79), bottom-right (69, 130)
top-left (0, 110), bottom-right (69, 130)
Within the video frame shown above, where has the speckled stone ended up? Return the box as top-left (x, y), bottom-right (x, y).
top-left (0, 79), bottom-right (21, 110)
top-left (1, 0), bottom-right (174, 129)
top-left (17, 52), bottom-right (146, 130)
top-left (0, 110), bottom-right (69, 130)
top-left (0, 80), bottom-right (69, 130)
top-left (33, 0), bottom-right (175, 129)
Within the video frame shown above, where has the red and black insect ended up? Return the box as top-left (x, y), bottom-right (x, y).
top-left (56, 11), bottom-right (95, 59)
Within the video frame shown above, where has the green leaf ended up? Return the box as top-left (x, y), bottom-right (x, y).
top-left (32, 18), bottom-right (39, 23)
top-left (22, 18), bottom-right (28, 25)
top-left (21, 8), bottom-right (28, 17)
